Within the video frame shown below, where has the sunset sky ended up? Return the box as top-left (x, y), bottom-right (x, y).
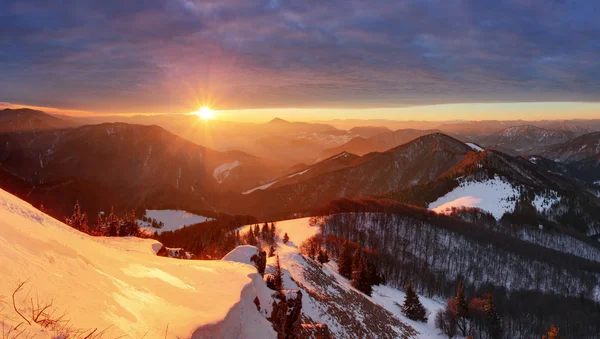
top-left (1, 0), bottom-right (599, 121)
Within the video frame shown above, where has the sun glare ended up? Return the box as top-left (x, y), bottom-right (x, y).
top-left (194, 106), bottom-right (215, 120)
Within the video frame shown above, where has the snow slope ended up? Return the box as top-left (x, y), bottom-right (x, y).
top-left (0, 188), bottom-right (275, 338)
top-left (212, 160), bottom-right (240, 184)
top-left (240, 218), bottom-right (446, 338)
top-left (242, 169), bottom-right (311, 194)
top-left (429, 176), bottom-right (519, 219)
top-left (465, 142), bottom-right (484, 152)
top-left (138, 209), bottom-right (213, 234)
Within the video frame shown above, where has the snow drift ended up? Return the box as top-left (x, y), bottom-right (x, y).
top-left (0, 188), bottom-right (275, 338)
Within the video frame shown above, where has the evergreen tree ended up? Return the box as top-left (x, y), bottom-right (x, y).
top-left (338, 241), bottom-right (353, 279)
top-left (268, 245), bottom-right (276, 257)
top-left (251, 250), bottom-right (267, 277)
top-left (261, 222), bottom-right (269, 239)
top-left (65, 201), bottom-right (88, 233)
top-left (273, 255), bottom-right (284, 291)
top-left (317, 248), bottom-right (329, 264)
top-left (95, 212), bottom-right (107, 236)
top-left (270, 222), bottom-right (276, 236)
top-left (246, 228), bottom-right (257, 246)
top-left (454, 281), bottom-right (469, 337)
top-left (351, 249), bottom-right (372, 296)
top-left (282, 232), bottom-right (289, 244)
top-left (484, 293), bottom-right (501, 339)
top-left (254, 224), bottom-right (260, 237)
top-left (402, 281), bottom-right (428, 322)
top-left (105, 207), bottom-right (120, 237)
top-left (119, 210), bottom-right (140, 236)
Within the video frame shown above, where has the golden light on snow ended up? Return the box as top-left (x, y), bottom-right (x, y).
top-left (193, 106), bottom-right (215, 120)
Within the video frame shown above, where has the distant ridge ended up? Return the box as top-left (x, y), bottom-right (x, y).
top-left (267, 117), bottom-right (290, 124)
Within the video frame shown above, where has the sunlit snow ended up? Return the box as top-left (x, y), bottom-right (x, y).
top-left (465, 142), bottom-right (484, 152)
top-left (429, 177), bottom-right (518, 219)
top-left (138, 209), bottom-right (213, 234)
top-left (0, 188), bottom-right (275, 338)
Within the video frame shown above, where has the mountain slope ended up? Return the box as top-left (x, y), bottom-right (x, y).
top-left (238, 218), bottom-right (440, 338)
top-left (0, 122), bottom-right (279, 193)
top-left (319, 128), bottom-right (440, 160)
top-left (229, 133), bottom-right (473, 218)
top-left (0, 108), bottom-right (76, 132)
top-left (471, 125), bottom-right (575, 155)
top-left (0, 188), bottom-right (275, 338)
top-left (541, 132), bottom-right (600, 162)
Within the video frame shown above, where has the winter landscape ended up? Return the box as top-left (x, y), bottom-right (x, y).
top-left (2, 1), bottom-right (600, 338)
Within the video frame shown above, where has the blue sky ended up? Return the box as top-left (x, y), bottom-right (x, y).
top-left (1, 0), bottom-right (599, 119)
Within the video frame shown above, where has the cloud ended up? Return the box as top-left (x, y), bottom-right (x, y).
top-left (1, 0), bottom-right (599, 113)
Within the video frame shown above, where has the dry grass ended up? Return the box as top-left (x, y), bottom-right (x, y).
top-left (1, 280), bottom-right (108, 339)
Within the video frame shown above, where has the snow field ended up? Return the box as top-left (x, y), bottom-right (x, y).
top-left (429, 176), bottom-right (519, 219)
top-left (138, 209), bottom-right (213, 234)
top-left (0, 188), bottom-right (274, 338)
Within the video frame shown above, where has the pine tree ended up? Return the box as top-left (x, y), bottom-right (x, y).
top-left (455, 281), bottom-right (469, 337)
top-left (65, 201), bottom-right (88, 233)
top-left (273, 255), bottom-right (284, 291)
top-left (268, 245), bottom-right (276, 257)
top-left (261, 222), bottom-right (269, 239)
top-left (317, 248), bottom-right (329, 264)
top-left (251, 250), bottom-right (267, 277)
top-left (282, 233), bottom-right (289, 244)
top-left (402, 281), bottom-right (428, 322)
top-left (270, 223), bottom-right (276, 236)
top-left (106, 207), bottom-right (120, 237)
top-left (484, 293), bottom-right (501, 339)
top-left (351, 248), bottom-right (372, 296)
top-left (254, 224), bottom-right (260, 238)
top-left (95, 212), bottom-right (107, 236)
top-left (338, 241), bottom-right (353, 279)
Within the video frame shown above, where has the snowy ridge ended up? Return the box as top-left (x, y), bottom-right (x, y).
top-left (239, 218), bottom-right (445, 338)
top-left (242, 168), bottom-right (311, 194)
top-left (465, 142), bottom-right (484, 152)
top-left (0, 188), bottom-right (274, 338)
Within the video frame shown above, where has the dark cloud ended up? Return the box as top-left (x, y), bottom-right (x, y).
top-left (1, 0), bottom-right (599, 113)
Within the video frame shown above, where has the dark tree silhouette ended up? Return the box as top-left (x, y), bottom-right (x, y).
top-left (402, 281), bottom-right (428, 322)
top-left (338, 241), bottom-right (353, 279)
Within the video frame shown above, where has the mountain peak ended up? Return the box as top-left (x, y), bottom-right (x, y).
top-left (267, 117), bottom-right (290, 124)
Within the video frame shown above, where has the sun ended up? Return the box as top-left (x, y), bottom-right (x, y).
top-left (194, 106), bottom-right (215, 120)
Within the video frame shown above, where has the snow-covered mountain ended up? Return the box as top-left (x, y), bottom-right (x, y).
top-left (0, 187), bottom-right (453, 338)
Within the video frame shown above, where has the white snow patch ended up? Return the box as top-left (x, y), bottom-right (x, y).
top-left (212, 160), bottom-right (241, 184)
top-left (243, 169), bottom-right (311, 194)
top-left (466, 142), bottom-right (484, 152)
top-left (0, 188), bottom-right (275, 338)
top-left (532, 192), bottom-right (561, 213)
top-left (429, 176), bottom-right (519, 219)
top-left (138, 209), bottom-right (213, 234)
top-left (222, 245), bottom-right (260, 265)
